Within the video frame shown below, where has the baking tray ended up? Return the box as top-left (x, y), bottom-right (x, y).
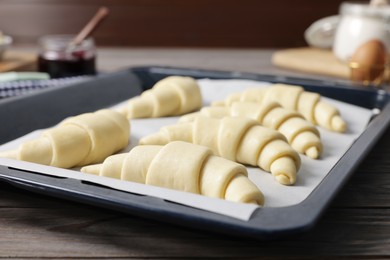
top-left (0, 66), bottom-right (389, 239)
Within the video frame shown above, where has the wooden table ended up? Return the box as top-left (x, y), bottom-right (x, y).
top-left (1, 48), bottom-right (389, 258)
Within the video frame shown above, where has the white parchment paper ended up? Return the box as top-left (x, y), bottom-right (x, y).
top-left (0, 79), bottom-right (373, 221)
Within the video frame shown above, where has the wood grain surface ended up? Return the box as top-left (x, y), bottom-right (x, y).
top-left (0, 0), bottom-right (344, 47)
top-left (0, 50), bottom-right (36, 72)
top-left (0, 47), bottom-right (389, 258)
top-left (272, 48), bottom-right (350, 79)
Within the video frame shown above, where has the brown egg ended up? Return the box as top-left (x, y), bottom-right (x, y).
top-left (349, 39), bottom-right (387, 84)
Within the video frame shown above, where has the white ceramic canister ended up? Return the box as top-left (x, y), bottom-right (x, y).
top-left (333, 2), bottom-right (390, 62)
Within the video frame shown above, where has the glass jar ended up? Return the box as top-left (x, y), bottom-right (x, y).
top-left (38, 35), bottom-right (96, 78)
top-left (333, 2), bottom-right (390, 62)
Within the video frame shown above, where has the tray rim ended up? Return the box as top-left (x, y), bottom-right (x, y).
top-left (0, 65), bottom-right (389, 239)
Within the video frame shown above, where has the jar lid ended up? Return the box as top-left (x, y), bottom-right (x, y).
top-left (340, 2), bottom-right (390, 19)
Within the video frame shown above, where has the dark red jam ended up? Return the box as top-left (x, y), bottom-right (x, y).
top-left (38, 35), bottom-right (96, 78)
top-left (38, 55), bottom-right (96, 78)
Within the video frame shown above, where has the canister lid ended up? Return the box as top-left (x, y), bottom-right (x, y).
top-left (340, 2), bottom-right (390, 19)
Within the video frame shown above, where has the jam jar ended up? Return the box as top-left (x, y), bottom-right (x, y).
top-left (38, 35), bottom-right (96, 78)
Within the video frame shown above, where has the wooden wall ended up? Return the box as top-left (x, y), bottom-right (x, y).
top-left (0, 0), bottom-right (345, 48)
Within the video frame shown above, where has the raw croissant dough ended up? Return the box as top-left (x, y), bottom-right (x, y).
top-left (212, 84), bottom-right (347, 132)
top-left (0, 109), bottom-right (130, 168)
top-left (81, 141), bottom-right (264, 205)
top-left (180, 101), bottom-right (323, 159)
top-left (119, 76), bottom-right (202, 119)
top-left (140, 116), bottom-right (301, 185)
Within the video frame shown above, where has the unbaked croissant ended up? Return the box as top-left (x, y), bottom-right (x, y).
top-left (212, 84), bottom-right (347, 132)
top-left (118, 76), bottom-right (202, 119)
top-left (180, 101), bottom-right (322, 159)
top-left (140, 116), bottom-right (301, 185)
top-left (81, 141), bottom-right (264, 205)
top-left (0, 109), bottom-right (130, 168)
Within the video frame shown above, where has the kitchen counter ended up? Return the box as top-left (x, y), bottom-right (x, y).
top-left (1, 47), bottom-right (389, 258)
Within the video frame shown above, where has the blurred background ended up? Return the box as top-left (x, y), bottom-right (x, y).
top-left (0, 0), bottom-right (344, 48)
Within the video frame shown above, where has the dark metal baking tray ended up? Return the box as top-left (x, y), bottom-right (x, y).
top-left (0, 66), bottom-right (389, 239)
